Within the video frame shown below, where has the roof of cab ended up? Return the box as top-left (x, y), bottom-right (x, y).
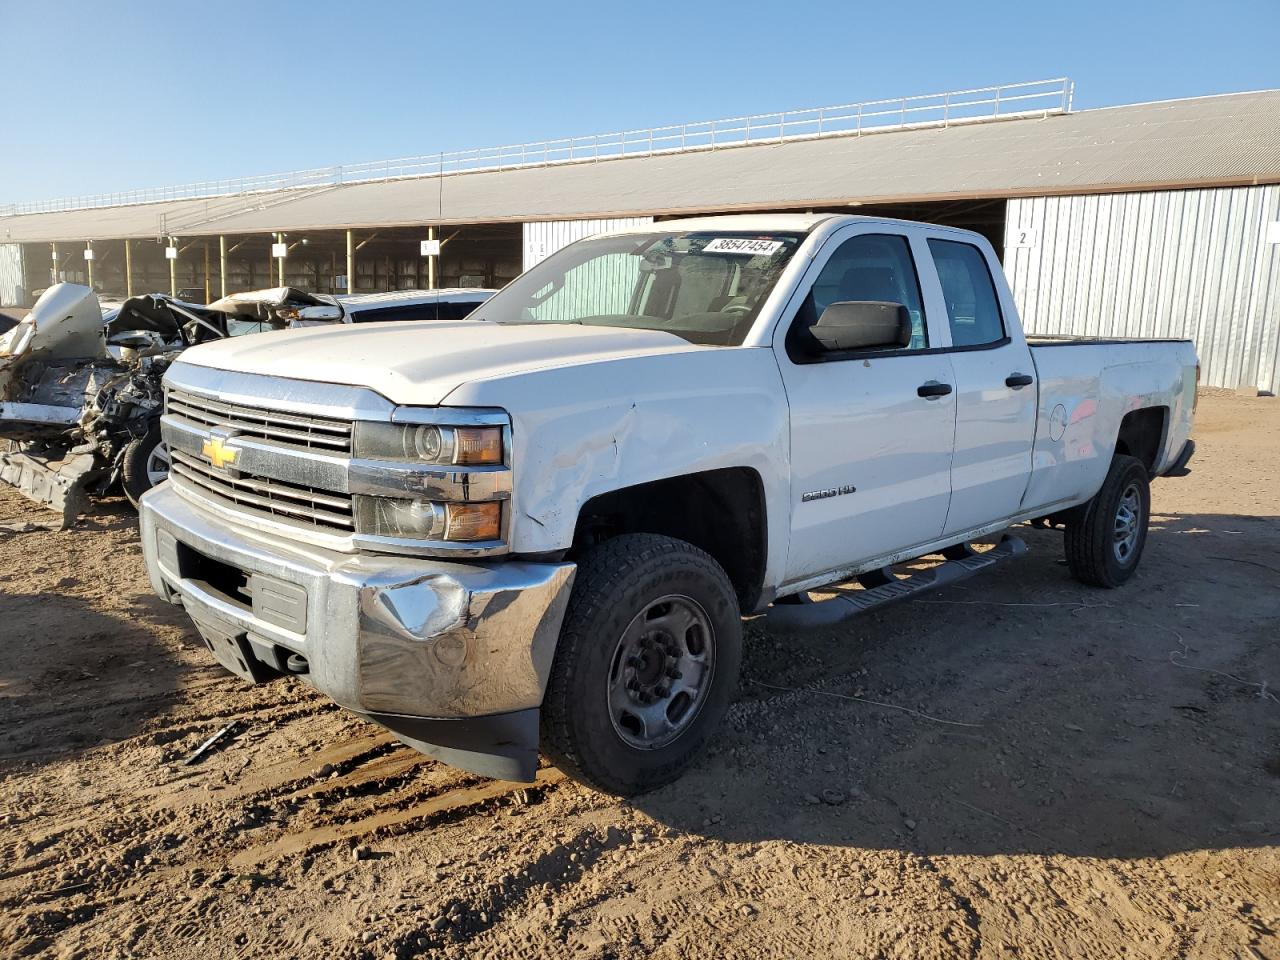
top-left (601, 213), bottom-right (841, 236)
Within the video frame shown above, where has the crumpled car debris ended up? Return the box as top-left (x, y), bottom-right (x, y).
top-left (0, 284), bottom-right (326, 526)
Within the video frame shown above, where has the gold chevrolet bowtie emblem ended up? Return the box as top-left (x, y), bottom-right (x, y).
top-left (202, 436), bottom-right (240, 469)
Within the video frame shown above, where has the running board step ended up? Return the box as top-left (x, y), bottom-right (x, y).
top-left (762, 534), bottom-right (1027, 632)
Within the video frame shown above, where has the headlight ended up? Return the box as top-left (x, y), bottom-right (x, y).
top-left (354, 422), bottom-right (503, 466)
top-left (351, 414), bottom-right (508, 547)
top-left (355, 496), bottom-right (502, 542)
top-left (356, 496), bottom-right (445, 539)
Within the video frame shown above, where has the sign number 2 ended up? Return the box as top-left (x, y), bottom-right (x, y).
top-left (1012, 228), bottom-right (1039, 249)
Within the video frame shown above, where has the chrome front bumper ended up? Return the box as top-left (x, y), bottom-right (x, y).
top-left (139, 484), bottom-right (575, 780)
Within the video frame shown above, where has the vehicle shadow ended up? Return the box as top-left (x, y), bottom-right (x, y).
top-left (630, 512), bottom-right (1280, 860)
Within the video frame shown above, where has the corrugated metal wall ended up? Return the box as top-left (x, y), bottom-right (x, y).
top-left (0, 243), bottom-right (25, 306)
top-left (523, 217), bottom-right (653, 271)
top-left (1005, 186), bottom-right (1280, 393)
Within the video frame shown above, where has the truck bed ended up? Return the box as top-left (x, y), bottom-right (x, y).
top-left (1021, 335), bottom-right (1198, 517)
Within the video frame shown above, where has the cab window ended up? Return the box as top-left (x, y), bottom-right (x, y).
top-left (927, 239), bottom-right (1006, 347)
top-left (787, 233), bottom-right (928, 359)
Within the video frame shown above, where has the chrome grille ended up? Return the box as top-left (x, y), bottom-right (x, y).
top-left (169, 450), bottom-right (354, 533)
top-left (165, 386), bottom-right (353, 454)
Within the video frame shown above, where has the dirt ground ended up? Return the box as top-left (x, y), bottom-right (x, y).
top-left (1, 393), bottom-right (1277, 960)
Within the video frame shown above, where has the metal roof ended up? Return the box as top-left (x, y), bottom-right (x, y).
top-left (3, 90), bottom-right (1277, 244)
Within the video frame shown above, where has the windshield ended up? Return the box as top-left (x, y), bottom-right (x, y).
top-left (475, 230), bottom-right (805, 346)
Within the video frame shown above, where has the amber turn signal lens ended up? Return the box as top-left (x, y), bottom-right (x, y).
top-left (445, 502), bottom-right (501, 541)
top-left (453, 426), bottom-right (503, 465)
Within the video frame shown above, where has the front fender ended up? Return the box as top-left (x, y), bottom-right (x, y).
top-left (443, 348), bottom-right (791, 591)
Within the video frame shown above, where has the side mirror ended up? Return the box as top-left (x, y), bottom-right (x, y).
top-left (297, 305), bottom-right (344, 322)
top-left (811, 301), bottom-right (912, 352)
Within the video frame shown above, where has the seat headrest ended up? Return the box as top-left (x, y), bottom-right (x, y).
top-left (839, 267), bottom-right (899, 303)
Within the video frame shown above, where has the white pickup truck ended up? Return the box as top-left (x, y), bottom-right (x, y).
top-left (139, 214), bottom-right (1197, 794)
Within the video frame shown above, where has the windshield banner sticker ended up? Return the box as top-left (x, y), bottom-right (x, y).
top-left (702, 238), bottom-right (784, 256)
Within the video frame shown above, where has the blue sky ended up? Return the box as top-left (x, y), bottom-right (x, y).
top-left (2, 0), bottom-right (1277, 202)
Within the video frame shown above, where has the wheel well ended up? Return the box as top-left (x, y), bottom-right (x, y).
top-left (1114, 407), bottom-right (1168, 475)
top-left (572, 467), bottom-right (767, 611)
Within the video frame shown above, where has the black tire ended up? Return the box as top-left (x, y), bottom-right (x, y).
top-left (121, 425), bottom-right (168, 509)
top-left (541, 533), bottom-right (742, 796)
top-left (1064, 454), bottom-right (1151, 588)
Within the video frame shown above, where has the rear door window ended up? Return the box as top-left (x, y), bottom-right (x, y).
top-left (927, 239), bottom-right (1006, 347)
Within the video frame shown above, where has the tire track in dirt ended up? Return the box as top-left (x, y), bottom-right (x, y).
top-left (228, 768), bottom-right (565, 869)
top-left (138, 729), bottom-right (397, 813)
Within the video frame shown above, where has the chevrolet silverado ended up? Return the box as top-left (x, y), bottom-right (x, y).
top-left (138, 214), bottom-right (1197, 794)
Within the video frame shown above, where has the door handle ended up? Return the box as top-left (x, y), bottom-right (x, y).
top-left (917, 381), bottom-right (953, 399)
top-left (1005, 373), bottom-right (1034, 388)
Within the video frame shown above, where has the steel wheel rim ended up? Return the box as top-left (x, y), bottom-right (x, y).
top-left (606, 594), bottom-right (716, 750)
top-left (146, 443), bottom-right (172, 486)
top-left (1113, 482), bottom-right (1142, 564)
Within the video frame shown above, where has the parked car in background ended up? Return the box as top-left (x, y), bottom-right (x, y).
top-left (139, 213), bottom-right (1197, 794)
top-left (227, 287), bottom-right (495, 329)
top-left (325, 288), bottom-right (495, 325)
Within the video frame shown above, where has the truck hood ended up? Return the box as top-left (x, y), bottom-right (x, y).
top-left (173, 319), bottom-right (709, 406)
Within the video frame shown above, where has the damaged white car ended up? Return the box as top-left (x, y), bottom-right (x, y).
top-left (0, 283), bottom-right (335, 525)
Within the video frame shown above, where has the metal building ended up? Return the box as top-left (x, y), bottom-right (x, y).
top-left (1006, 186), bottom-right (1280, 394)
top-left (2, 79), bottom-right (1278, 390)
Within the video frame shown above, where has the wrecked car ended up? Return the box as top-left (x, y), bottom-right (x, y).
top-left (0, 284), bottom-right (333, 524)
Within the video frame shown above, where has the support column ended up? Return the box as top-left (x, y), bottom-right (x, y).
top-left (346, 229), bottom-right (354, 294)
top-left (427, 225), bottom-right (436, 290)
top-left (85, 241), bottom-right (94, 291)
top-left (218, 236), bottom-right (227, 299)
top-left (203, 243), bottom-right (211, 302)
top-left (124, 239), bottom-right (133, 297)
top-left (276, 232), bottom-right (285, 287)
top-left (50, 242), bottom-right (58, 286)
top-left (169, 240), bottom-right (177, 296)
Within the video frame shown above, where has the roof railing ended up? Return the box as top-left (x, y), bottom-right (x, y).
top-left (0, 78), bottom-right (1072, 219)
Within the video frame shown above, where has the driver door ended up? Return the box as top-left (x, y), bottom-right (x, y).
top-left (776, 227), bottom-right (957, 586)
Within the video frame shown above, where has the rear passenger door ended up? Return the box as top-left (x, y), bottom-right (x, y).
top-left (925, 236), bottom-right (1036, 535)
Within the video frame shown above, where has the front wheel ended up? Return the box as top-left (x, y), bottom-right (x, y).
top-left (1064, 454), bottom-right (1151, 588)
top-left (541, 534), bottom-right (742, 796)
top-left (121, 425), bottom-right (170, 508)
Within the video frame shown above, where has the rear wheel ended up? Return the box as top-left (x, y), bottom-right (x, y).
top-left (1064, 454), bottom-right (1150, 588)
top-left (121, 425), bottom-right (169, 508)
top-left (541, 534), bottom-right (742, 796)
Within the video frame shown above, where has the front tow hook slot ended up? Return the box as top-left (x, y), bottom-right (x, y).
top-left (285, 652), bottom-right (310, 674)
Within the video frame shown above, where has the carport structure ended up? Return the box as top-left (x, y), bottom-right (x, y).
top-left (33, 225), bottom-right (520, 303)
top-left (39, 224), bottom-right (523, 302)
top-left (2, 78), bottom-right (1279, 391)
